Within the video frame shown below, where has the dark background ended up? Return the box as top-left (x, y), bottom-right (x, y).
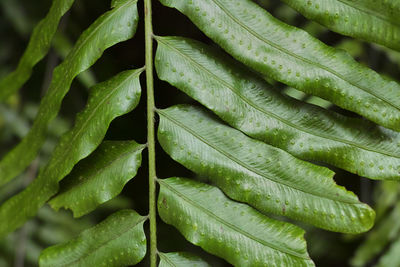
top-left (1, 0), bottom-right (400, 266)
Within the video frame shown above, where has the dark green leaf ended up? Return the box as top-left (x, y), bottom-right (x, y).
top-left (0, 0), bottom-right (139, 187)
top-left (0, 0), bottom-right (75, 101)
top-left (49, 140), bottom-right (145, 217)
top-left (0, 68), bottom-right (142, 237)
top-left (39, 210), bottom-right (147, 267)
top-left (159, 0), bottom-right (400, 131)
top-left (282, 0), bottom-right (400, 51)
top-left (157, 105), bottom-right (374, 233)
top-left (155, 36), bottom-right (400, 181)
top-left (158, 177), bottom-right (314, 266)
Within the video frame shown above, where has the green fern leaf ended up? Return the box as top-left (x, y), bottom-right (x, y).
top-left (0, 69), bottom-right (142, 237)
top-left (281, 0), bottom-right (400, 52)
top-left (0, 0), bottom-right (75, 101)
top-left (158, 177), bottom-right (314, 266)
top-left (155, 36), bottom-right (400, 181)
top-left (0, 0), bottom-right (139, 187)
top-left (159, 0), bottom-right (400, 131)
top-left (158, 252), bottom-right (210, 267)
top-left (49, 140), bottom-right (145, 218)
top-left (39, 209), bottom-right (147, 267)
top-left (157, 105), bottom-right (374, 233)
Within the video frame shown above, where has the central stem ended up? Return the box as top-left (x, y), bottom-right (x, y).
top-left (144, 0), bottom-right (157, 266)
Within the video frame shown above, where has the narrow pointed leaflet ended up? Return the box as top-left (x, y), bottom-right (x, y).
top-left (0, 0), bottom-right (139, 187)
top-left (0, 68), bottom-right (142, 237)
top-left (0, 0), bottom-right (75, 101)
top-left (159, 0), bottom-right (400, 131)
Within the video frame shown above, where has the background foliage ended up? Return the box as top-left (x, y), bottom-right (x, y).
top-left (1, 0), bottom-right (400, 266)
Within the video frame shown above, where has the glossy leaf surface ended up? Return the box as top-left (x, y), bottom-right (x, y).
top-left (0, 0), bottom-right (139, 187)
top-left (158, 252), bottom-right (210, 267)
top-left (159, 0), bottom-right (400, 131)
top-left (157, 105), bottom-right (374, 233)
top-left (39, 210), bottom-right (147, 267)
top-left (282, 0), bottom-right (400, 51)
top-left (158, 177), bottom-right (314, 266)
top-left (50, 140), bottom-right (145, 217)
top-left (0, 69), bottom-right (142, 237)
top-left (0, 0), bottom-right (75, 101)
top-left (155, 36), bottom-right (400, 181)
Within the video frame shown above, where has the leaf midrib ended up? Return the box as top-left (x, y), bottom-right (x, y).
top-left (57, 216), bottom-right (146, 267)
top-left (158, 109), bottom-right (360, 204)
top-left (158, 38), bottom-right (400, 160)
top-left (159, 179), bottom-right (310, 260)
top-left (158, 253), bottom-right (177, 267)
top-left (210, 0), bottom-right (400, 110)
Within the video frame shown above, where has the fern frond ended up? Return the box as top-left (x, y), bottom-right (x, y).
top-left (159, 0), bottom-right (400, 131)
top-left (0, 0), bottom-right (75, 101)
top-left (282, 0), bottom-right (400, 52)
top-left (49, 140), bottom-right (145, 218)
top-left (0, 0), bottom-right (139, 187)
top-left (0, 68), bottom-right (142, 237)
top-left (39, 210), bottom-right (147, 267)
top-left (157, 105), bottom-right (374, 233)
top-left (158, 252), bottom-right (210, 267)
top-left (158, 177), bottom-right (315, 267)
top-left (155, 36), bottom-right (400, 181)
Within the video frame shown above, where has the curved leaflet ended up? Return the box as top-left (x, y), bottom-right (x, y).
top-left (157, 105), bottom-right (374, 233)
top-left (159, 252), bottom-right (210, 267)
top-left (158, 177), bottom-right (314, 267)
top-left (155, 36), bottom-right (400, 180)
top-left (0, 0), bottom-right (139, 187)
top-left (50, 140), bottom-right (145, 218)
top-left (39, 210), bottom-right (147, 267)
top-left (0, 68), bottom-right (142, 237)
top-left (281, 0), bottom-right (400, 52)
top-left (0, 0), bottom-right (75, 101)
top-left (159, 0), bottom-right (400, 131)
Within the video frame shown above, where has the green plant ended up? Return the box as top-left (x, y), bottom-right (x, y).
top-left (1, 0), bottom-right (400, 266)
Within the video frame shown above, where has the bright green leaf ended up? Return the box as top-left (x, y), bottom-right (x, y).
top-left (39, 209), bottom-right (147, 267)
top-left (281, 0), bottom-right (400, 52)
top-left (158, 177), bottom-right (315, 266)
top-left (158, 252), bottom-right (210, 267)
top-left (0, 0), bottom-right (75, 101)
top-left (159, 0), bottom-right (400, 131)
top-left (0, 68), bottom-right (142, 237)
top-left (157, 105), bottom-right (374, 233)
top-left (155, 36), bottom-right (400, 181)
top-left (0, 0), bottom-right (139, 187)
top-left (49, 140), bottom-right (145, 218)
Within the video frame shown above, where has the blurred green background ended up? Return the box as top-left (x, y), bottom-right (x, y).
top-left (1, 0), bottom-right (400, 266)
